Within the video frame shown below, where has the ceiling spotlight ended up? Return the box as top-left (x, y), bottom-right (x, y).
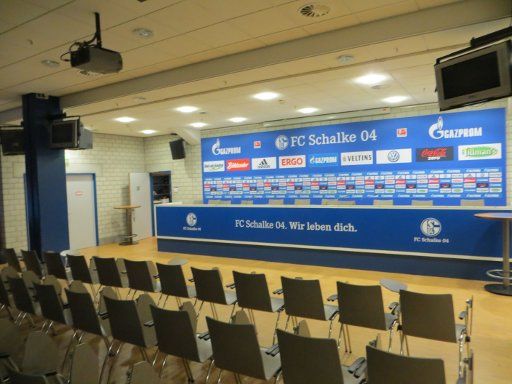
top-left (354, 73), bottom-right (388, 86)
top-left (41, 59), bottom-right (60, 68)
top-left (228, 117), bottom-right (247, 123)
top-left (190, 122), bottom-right (208, 128)
top-left (337, 55), bottom-right (354, 64)
top-left (253, 92), bottom-right (280, 101)
top-left (175, 106), bottom-right (199, 113)
top-left (382, 95), bottom-right (409, 104)
top-left (140, 129), bottom-right (156, 135)
top-left (114, 116), bottom-right (137, 123)
top-left (297, 107), bottom-right (319, 114)
top-left (132, 28), bottom-right (154, 38)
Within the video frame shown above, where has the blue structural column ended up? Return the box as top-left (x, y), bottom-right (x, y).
top-left (23, 93), bottom-right (69, 255)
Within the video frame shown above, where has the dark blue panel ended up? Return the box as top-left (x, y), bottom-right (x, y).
top-left (23, 93), bottom-right (69, 255)
top-left (158, 238), bottom-right (499, 280)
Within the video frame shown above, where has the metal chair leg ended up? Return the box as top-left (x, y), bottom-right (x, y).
top-left (345, 325), bottom-right (352, 353)
top-left (100, 341), bottom-right (115, 383)
top-left (328, 315), bottom-right (337, 338)
top-left (216, 370), bottom-right (223, 384)
top-left (139, 347), bottom-right (149, 362)
top-left (106, 342), bottom-right (124, 384)
top-left (284, 315), bottom-right (291, 332)
top-left (274, 371), bottom-right (282, 383)
top-left (206, 359), bottom-right (215, 383)
top-left (337, 323), bottom-right (348, 352)
top-left (235, 373), bottom-right (243, 384)
top-left (159, 354), bottom-right (168, 378)
top-left (61, 330), bottom-right (79, 372)
top-left (151, 350), bottom-right (160, 366)
top-left (196, 301), bottom-right (205, 320)
top-left (229, 303), bottom-right (237, 322)
top-left (182, 358), bottom-right (194, 382)
top-left (210, 302), bottom-right (218, 320)
top-left (272, 311), bottom-right (282, 345)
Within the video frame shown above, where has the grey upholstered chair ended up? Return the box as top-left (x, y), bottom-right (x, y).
top-left (336, 282), bottom-right (398, 353)
top-left (150, 302), bottom-right (213, 380)
top-left (277, 329), bottom-right (360, 384)
top-left (2, 248), bottom-right (22, 272)
top-left (0, 273), bottom-right (14, 320)
top-left (93, 256), bottom-right (128, 295)
top-left (8, 371), bottom-right (52, 384)
top-left (102, 294), bottom-right (157, 383)
top-left (33, 281), bottom-right (73, 332)
top-left (191, 267), bottom-right (237, 320)
top-left (399, 290), bottom-right (472, 377)
top-left (43, 251), bottom-right (70, 282)
top-left (233, 271), bottom-right (284, 344)
top-left (127, 361), bottom-right (159, 384)
top-left (8, 274), bottom-right (41, 326)
top-left (366, 344), bottom-right (447, 384)
top-left (281, 276), bottom-right (338, 337)
top-left (206, 316), bottom-right (281, 383)
top-left (123, 259), bottom-right (160, 298)
top-left (21, 250), bottom-right (44, 278)
top-left (21, 331), bottom-right (61, 377)
top-left (68, 343), bottom-right (99, 384)
top-left (156, 262), bottom-right (196, 308)
top-left (0, 318), bottom-right (24, 379)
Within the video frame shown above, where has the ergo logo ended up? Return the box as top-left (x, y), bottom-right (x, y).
top-left (279, 155), bottom-right (306, 168)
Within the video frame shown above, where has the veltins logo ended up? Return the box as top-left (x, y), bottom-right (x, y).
top-left (226, 158), bottom-right (250, 171)
top-left (186, 212), bottom-right (197, 227)
top-left (251, 157), bottom-right (277, 170)
top-left (420, 218), bottom-right (442, 237)
top-left (458, 143), bottom-right (501, 161)
top-left (211, 138), bottom-right (241, 156)
top-left (203, 160), bottom-right (225, 172)
top-left (376, 149), bottom-right (412, 164)
top-left (279, 155), bottom-right (306, 169)
top-left (309, 153), bottom-right (338, 167)
top-left (428, 116), bottom-right (482, 140)
top-left (275, 135), bottom-right (289, 150)
top-left (341, 151), bottom-right (373, 166)
top-left (387, 150), bottom-right (400, 163)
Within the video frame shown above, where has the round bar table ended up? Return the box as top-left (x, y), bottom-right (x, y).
top-left (475, 212), bottom-right (512, 296)
top-left (115, 205), bottom-right (141, 246)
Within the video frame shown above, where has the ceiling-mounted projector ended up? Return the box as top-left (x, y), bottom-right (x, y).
top-left (62, 12), bottom-right (122, 75)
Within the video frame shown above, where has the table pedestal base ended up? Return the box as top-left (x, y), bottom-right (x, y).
top-left (484, 283), bottom-right (512, 296)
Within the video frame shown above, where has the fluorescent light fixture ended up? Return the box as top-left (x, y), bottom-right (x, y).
top-left (175, 106), bottom-right (199, 113)
top-left (228, 117), bottom-right (247, 123)
top-left (297, 107), bottom-right (319, 114)
top-left (140, 129), bottom-right (157, 135)
top-left (114, 116), bottom-right (136, 123)
top-left (190, 122), bottom-right (208, 128)
top-left (354, 73), bottom-right (388, 86)
top-left (382, 95), bottom-right (409, 104)
top-left (252, 92), bottom-right (280, 100)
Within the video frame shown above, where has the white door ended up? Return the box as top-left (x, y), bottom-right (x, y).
top-left (130, 172), bottom-right (152, 241)
top-left (66, 174), bottom-right (97, 250)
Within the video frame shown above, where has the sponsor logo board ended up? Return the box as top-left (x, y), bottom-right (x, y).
top-left (251, 157), bottom-right (277, 170)
top-left (279, 155), bottom-right (306, 168)
top-left (203, 160), bottom-right (225, 172)
top-left (340, 151), bottom-right (373, 166)
top-left (416, 147), bottom-right (454, 162)
top-left (309, 153), bottom-right (338, 167)
top-left (211, 138), bottom-right (241, 156)
top-left (376, 149), bottom-right (412, 164)
top-left (429, 116), bottom-right (482, 140)
top-left (226, 158), bottom-right (250, 171)
top-left (458, 143), bottom-right (501, 161)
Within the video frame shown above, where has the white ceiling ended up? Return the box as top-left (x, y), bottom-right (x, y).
top-left (0, 0), bottom-right (509, 138)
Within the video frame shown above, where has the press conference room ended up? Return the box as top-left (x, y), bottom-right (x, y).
top-left (1, 1), bottom-right (511, 383)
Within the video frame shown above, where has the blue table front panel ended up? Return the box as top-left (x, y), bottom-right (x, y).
top-left (156, 206), bottom-right (505, 259)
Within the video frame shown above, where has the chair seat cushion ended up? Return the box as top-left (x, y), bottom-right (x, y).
top-left (195, 336), bottom-right (213, 363)
top-left (271, 297), bottom-right (285, 313)
top-left (260, 349), bottom-right (282, 380)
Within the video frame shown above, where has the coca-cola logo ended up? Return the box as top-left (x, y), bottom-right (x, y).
top-left (226, 158), bottom-right (250, 171)
top-left (416, 146), bottom-right (453, 162)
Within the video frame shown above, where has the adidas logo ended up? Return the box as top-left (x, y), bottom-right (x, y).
top-left (258, 159), bottom-right (270, 168)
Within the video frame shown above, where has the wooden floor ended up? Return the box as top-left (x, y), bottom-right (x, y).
top-left (10, 238), bottom-right (512, 383)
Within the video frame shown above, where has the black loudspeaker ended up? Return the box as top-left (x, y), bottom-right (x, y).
top-left (0, 129), bottom-right (25, 155)
top-left (169, 139), bottom-right (185, 160)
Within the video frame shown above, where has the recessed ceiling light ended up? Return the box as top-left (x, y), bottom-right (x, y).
top-left (132, 28), bottom-right (154, 38)
top-left (337, 55), bottom-right (354, 64)
top-left (382, 95), bottom-right (409, 104)
top-left (228, 117), bottom-right (247, 123)
top-left (298, 3), bottom-right (330, 18)
top-left (354, 73), bottom-right (388, 86)
top-left (297, 107), bottom-right (319, 114)
top-left (41, 59), bottom-right (59, 68)
top-left (114, 116), bottom-right (137, 123)
top-left (175, 106), bottom-right (199, 113)
top-left (190, 122), bottom-right (208, 128)
top-left (253, 92), bottom-right (280, 101)
top-left (140, 129), bottom-right (156, 135)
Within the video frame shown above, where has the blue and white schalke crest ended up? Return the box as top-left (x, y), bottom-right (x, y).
top-left (186, 212), bottom-right (197, 227)
top-left (275, 135), bottom-right (289, 150)
top-left (420, 218), bottom-right (442, 237)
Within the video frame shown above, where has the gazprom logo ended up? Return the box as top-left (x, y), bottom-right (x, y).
top-left (275, 135), bottom-right (289, 150)
top-left (309, 153), bottom-right (338, 166)
top-left (428, 116), bottom-right (482, 139)
top-left (211, 138), bottom-right (241, 156)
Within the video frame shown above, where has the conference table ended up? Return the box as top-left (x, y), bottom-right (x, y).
top-left (155, 204), bottom-right (507, 281)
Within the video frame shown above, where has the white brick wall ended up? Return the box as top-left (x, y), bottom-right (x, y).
top-left (1, 100), bottom-right (510, 250)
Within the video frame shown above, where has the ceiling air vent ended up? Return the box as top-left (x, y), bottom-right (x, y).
top-left (298, 3), bottom-right (330, 18)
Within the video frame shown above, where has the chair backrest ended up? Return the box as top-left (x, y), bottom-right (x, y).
top-left (9, 371), bottom-right (49, 384)
top-left (33, 282), bottom-right (66, 324)
top-left (150, 304), bottom-right (201, 362)
top-left (67, 254), bottom-right (93, 284)
top-left (104, 295), bottom-right (145, 347)
top-left (21, 250), bottom-right (43, 278)
top-left (0, 275), bottom-right (10, 307)
top-left (268, 199), bottom-right (284, 205)
top-left (127, 361), bottom-right (160, 384)
top-left (460, 199), bottom-right (484, 206)
top-left (8, 275), bottom-right (35, 315)
top-left (294, 199), bottom-right (310, 205)
top-left (124, 259), bottom-right (156, 292)
top-left (233, 271), bottom-right (272, 312)
top-left (66, 286), bottom-right (103, 336)
top-left (1, 248), bottom-right (21, 272)
top-left (156, 263), bottom-right (189, 297)
top-left (0, 318), bottom-right (23, 364)
top-left (191, 267), bottom-right (228, 305)
top-left (94, 256), bottom-right (123, 288)
top-left (366, 345), bottom-right (446, 384)
top-left (277, 329), bottom-right (344, 384)
top-left (281, 276), bottom-right (326, 320)
top-left (206, 316), bottom-right (266, 380)
top-left (400, 290), bottom-right (457, 343)
top-left (43, 251), bottom-right (67, 281)
top-left (373, 200), bottom-right (393, 206)
top-left (411, 200), bottom-right (434, 206)
top-left (337, 282), bottom-right (387, 330)
top-left (22, 331), bottom-right (59, 375)
top-left (69, 343), bottom-right (99, 384)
